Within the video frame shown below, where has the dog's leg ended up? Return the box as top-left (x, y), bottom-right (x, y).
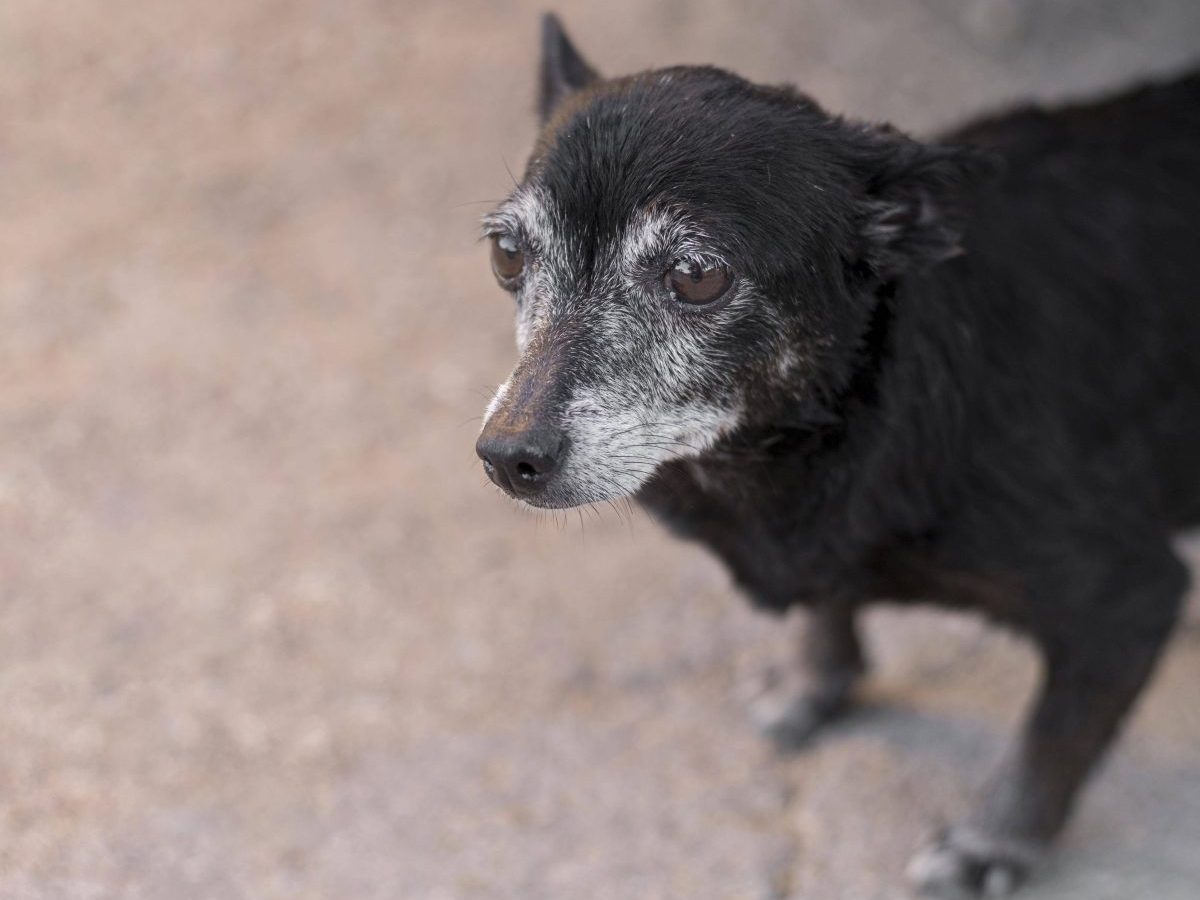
top-left (751, 601), bottom-right (866, 750)
top-left (909, 545), bottom-right (1187, 898)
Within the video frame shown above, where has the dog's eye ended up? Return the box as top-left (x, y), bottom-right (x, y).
top-left (665, 260), bottom-right (733, 306)
top-left (490, 234), bottom-right (525, 285)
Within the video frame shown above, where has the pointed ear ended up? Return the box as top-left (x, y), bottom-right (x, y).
top-left (538, 13), bottom-right (599, 123)
top-left (851, 127), bottom-right (1000, 278)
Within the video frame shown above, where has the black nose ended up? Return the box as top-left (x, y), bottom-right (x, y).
top-left (476, 426), bottom-right (566, 497)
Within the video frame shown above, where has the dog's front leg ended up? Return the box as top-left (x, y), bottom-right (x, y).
top-left (750, 601), bottom-right (866, 750)
top-left (909, 547), bottom-right (1187, 897)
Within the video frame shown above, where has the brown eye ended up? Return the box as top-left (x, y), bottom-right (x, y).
top-left (491, 234), bottom-right (525, 285)
top-left (666, 259), bottom-right (733, 306)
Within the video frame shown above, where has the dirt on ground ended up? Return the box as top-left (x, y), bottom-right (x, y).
top-left (1, 1), bottom-right (1199, 897)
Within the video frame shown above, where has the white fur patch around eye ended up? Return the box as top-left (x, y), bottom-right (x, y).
top-left (483, 185), bottom-right (574, 356)
top-left (619, 207), bottom-right (730, 278)
top-left (482, 185), bottom-right (557, 253)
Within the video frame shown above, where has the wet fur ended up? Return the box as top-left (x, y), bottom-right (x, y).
top-left (479, 16), bottom-right (1200, 896)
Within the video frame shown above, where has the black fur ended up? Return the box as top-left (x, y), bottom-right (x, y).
top-left (482, 17), bottom-right (1200, 896)
top-left (538, 14), bottom-right (598, 123)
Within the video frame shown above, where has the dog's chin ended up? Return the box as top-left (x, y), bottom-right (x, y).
top-left (510, 484), bottom-right (623, 510)
top-left (511, 491), bottom-right (588, 510)
top-left (504, 469), bottom-right (651, 510)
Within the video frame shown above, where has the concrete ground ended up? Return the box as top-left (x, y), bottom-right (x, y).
top-left (1, 1), bottom-right (1198, 897)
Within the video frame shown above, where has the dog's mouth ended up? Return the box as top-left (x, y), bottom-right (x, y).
top-left (477, 382), bottom-right (745, 510)
top-left (477, 439), bottom-right (648, 509)
top-left (485, 474), bottom-right (590, 509)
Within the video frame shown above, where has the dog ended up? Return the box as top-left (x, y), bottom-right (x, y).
top-left (475, 14), bottom-right (1200, 897)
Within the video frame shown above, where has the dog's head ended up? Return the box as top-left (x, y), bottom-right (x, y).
top-left (477, 15), bottom-right (990, 508)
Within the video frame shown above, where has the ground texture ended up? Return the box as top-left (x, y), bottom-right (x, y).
top-left (1, 1), bottom-right (1199, 897)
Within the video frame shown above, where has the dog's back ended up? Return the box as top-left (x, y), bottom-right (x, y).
top-left (934, 72), bottom-right (1200, 526)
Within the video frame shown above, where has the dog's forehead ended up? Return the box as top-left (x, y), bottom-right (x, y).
top-left (499, 68), bottom-right (838, 257)
top-left (484, 68), bottom-right (848, 285)
top-left (534, 79), bottom-right (732, 232)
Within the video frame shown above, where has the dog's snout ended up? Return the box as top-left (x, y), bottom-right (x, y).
top-left (476, 426), bottom-right (566, 498)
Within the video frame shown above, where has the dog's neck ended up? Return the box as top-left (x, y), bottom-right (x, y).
top-left (649, 272), bottom-right (964, 532)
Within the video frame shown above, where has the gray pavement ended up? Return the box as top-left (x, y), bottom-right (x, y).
top-left (1, 1), bottom-right (1198, 897)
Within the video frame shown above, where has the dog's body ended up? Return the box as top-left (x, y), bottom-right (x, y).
top-left (647, 76), bottom-right (1200, 609)
top-left (476, 16), bottom-right (1200, 896)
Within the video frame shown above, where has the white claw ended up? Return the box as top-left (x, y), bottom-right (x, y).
top-left (907, 843), bottom-right (966, 898)
top-left (982, 865), bottom-right (1018, 897)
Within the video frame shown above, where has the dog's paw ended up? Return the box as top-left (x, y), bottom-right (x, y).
top-left (747, 678), bottom-right (852, 752)
top-left (907, 826), bottom-right (1042, 898)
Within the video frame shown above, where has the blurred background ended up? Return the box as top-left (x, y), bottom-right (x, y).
top-left (1, 1), bottom-right (1199, 897)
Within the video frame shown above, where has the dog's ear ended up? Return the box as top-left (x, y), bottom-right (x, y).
top-left (539, 13), bottom-right (599, 123)
top-left (850, 127), bottom-right (999, 278)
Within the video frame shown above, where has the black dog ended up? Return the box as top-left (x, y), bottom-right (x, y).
top-left (476, 14), bottom-right (1200, 896)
